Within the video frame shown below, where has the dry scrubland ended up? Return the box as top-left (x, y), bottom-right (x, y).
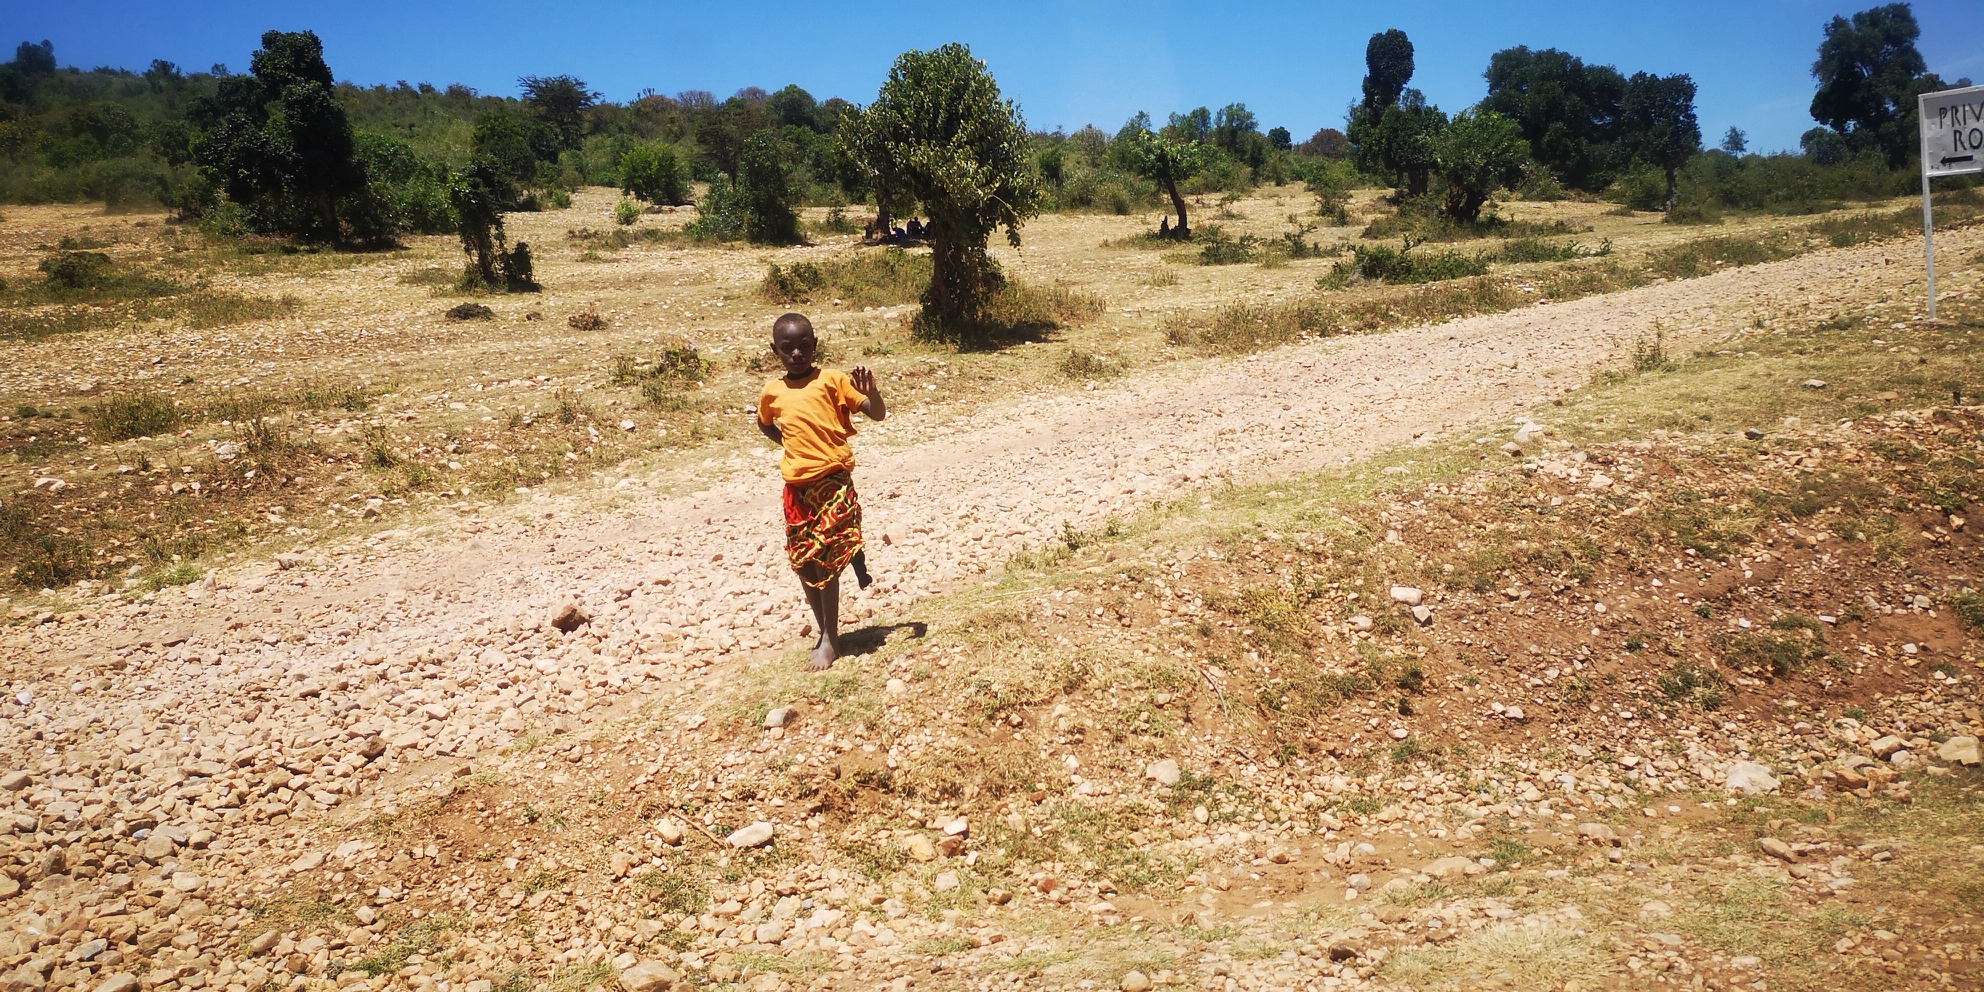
top-left (0, 188), bottom-right (1981, 992)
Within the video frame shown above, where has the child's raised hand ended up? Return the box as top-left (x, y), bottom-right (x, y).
top-left (849, 365), bottom-right (877, 396)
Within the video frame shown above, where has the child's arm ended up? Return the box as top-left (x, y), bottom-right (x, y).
top-left (755, 389), bottom-right (783, 444)
top-left (756, 415), bottom-right (782, 445)
top-left (850, 366), bottom-right (886, 422)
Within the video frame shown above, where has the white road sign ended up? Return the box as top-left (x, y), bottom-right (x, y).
top-left (1921, 84), bottom-right (1984, 178)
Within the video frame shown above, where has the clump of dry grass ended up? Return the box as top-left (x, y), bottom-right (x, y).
top-left (760, 247), bottom-right (930, 307)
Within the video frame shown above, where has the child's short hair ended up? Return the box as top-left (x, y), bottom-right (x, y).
top-left (773, 312), bottom-right (813, 337)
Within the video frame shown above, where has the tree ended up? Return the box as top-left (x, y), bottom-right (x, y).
top-left (1720, 127), bottom-right (1748, 155)
top-left (1479, 46), bottom-right (1626, 190)
top-left (848, 43), bottom-right (1040, 330)
top-left (738, 132), bottom-right (800, 244)
top-left (1620, 72), bottom-right (1701, 211)
top-left (188, 30), bottom-right (365, 242)
top-left (1165, 107), bottom-right (1212, 143)
top-left (1370, 94), bottom-right (1447, 198)
top-left (1348, 30), bottom-right (1446, 198)
top-left (1267, 126), bottom-right (1292, 151)
top-left (1810, 3), bottom-right (1929, 168)
top-left (1431, 110), bottom-right (1527, 221)
top-left (1360, 30), bottom-right (1415, 115)
top-left (1121, 124), bottom-right (1216, 237)
top-left (448, 161), bottom-right (537, 290)
top-left (618, 141), bottom-right (689, 205)
top-left (519, 74), bottom-right (597, 152)
top-left (1212, 103), bottom-right (1268, 170)
top-left (13, 41), bottom-right (55, 76)
top-left (470, 109), bottom-right (550, 191)
top-left (767, 84), bottom-right (824, 132)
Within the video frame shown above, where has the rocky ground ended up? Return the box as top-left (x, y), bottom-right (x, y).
top-left (1, 228), bottom-right (1981, 992)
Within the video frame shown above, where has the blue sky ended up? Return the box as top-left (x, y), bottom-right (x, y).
top-left (15, 1), bottom-right (1984, 153)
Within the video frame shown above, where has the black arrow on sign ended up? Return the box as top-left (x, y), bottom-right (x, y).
top-left (1943, 154), bottom-right (1977, 165)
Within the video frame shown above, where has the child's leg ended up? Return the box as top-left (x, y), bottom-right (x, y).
top-left (797, 564), bottom-right (840, 670)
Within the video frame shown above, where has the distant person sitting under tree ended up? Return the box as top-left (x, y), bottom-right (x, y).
top-left (755, 313), bottom-right (886, 670)
top-left (905, 217), bottom-right (924, 238)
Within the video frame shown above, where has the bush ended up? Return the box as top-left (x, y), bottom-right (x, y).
top-left (686, 177), bottom-right (748, 242)
top-left (91, 392), bottom-right (181, 441)
top-left (614, 199), bottom-right (639, 226)
top-left (38, 251), bottom-right (113, 291)
top-left (760, 248), bottom-right (930, 306)
top-left (618, 142), bottom-right (689, 205)
top-left (1336, 241), bottom-right (1488, 283)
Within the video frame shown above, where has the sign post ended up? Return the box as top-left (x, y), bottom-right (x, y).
top-left (1918, 84), bottom-right (1984, 320)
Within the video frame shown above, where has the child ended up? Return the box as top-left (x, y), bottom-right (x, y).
top-left (755, 313), bottom-right (886, 670)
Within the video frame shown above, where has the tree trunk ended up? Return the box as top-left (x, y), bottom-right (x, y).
top-left (315, 190), bottom-right (339, 244)
top-left (1165, 178), bottom-right (1189, 238)
top-left (1663, 167), bottom-right (1679, 213)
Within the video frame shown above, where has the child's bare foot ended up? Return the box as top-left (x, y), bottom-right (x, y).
top-left (807, 642), bottom-right (837, 671)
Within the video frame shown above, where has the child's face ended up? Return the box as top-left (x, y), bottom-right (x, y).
top-left (772, 324), bottom-right (817, 377)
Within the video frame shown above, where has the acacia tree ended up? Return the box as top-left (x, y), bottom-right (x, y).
top-left (189, 30), bottom-right (364, 241)
top-left (1620, 72), bottom-right (1701, 212)
top-left (849, 43), bottom-right (1040, 330)
top-left (1430, 110), bottom-right (1527, 221)
top-left (1121, 126), bottom-right (1215, 237)
top-left (519, 74), bottom-right (597, 152)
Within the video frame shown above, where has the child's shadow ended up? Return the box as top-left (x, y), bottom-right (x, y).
top-left (837, 621), bottom-right (928, 657)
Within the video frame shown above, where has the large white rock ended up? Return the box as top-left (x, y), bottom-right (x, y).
top-left (1145, 759), bottom-right (1181, 786)
top-left (1937, 736), bottom-right (1981, 766)
top-left (725, 821), bottom-right (775, 849)
top-left (1724, 761), bottom-right (1780, 795)
top-left (1388, 586), bottom-right (1423, 606)
top-left (618, 960), bottom-right (678, 992)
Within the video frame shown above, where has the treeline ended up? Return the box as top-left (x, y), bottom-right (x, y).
top-left (0, 2), bottom-right (1968, 249)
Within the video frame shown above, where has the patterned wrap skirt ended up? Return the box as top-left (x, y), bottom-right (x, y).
top-left (783, 470), bottom-right (863, 588)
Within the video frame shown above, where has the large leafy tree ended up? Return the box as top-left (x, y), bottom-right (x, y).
top-left (1359, 30), bottom-right (1415, 115)
top-left (847, 43), bottom-right (1040, 330)
top-left (1348, 30), bottom-right (1446, 198)
top-left (1430, 110), bottom-right (1527, 222)
top-left (1479, 46), bottom-right (1626, 190)
top-left (1120, 124), bottom-right (1216, 237)
top-left (519, 74), bottom-right (597, 152)
top-left (1620, 72), bottom-right (1701, 211)
top-left (188, 30), bottom-right (365, 242)
top-left (1810, 3), bottom-right (1930, 168)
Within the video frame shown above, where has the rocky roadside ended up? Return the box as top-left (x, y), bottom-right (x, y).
top-left (1, 234), bottom-right (1980, 992)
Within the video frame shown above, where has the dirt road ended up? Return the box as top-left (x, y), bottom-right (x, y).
top-left (10, 233), bottom-right (1963, 724)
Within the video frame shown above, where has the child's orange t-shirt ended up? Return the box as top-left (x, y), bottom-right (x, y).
top-left (757, 368), bottom-right (867, 484)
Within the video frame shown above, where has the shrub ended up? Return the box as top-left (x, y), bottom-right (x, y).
top-left (568, 304), bottom-right (605, 331)
top-left (760, 248), bottom-right (930, 307)
top-left (614, 199), bottom-right (640, 226)
top-left (1336, 241), bottom-right (1487, 284)
top-left (618, 142), bottom-right (690, 206)
top-left (38, 251), bottom-right (114, 291)
top-left (445, 303), bottom-right (494, 321)
top-left (1060, 350), bottom-right (1125, 379)
top-left (686, 177), bottom-right (748, 242)
top-left (1197, 229), bottom-right (1257, 265)
top-left (91, 392), bottom-right (181, 441)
